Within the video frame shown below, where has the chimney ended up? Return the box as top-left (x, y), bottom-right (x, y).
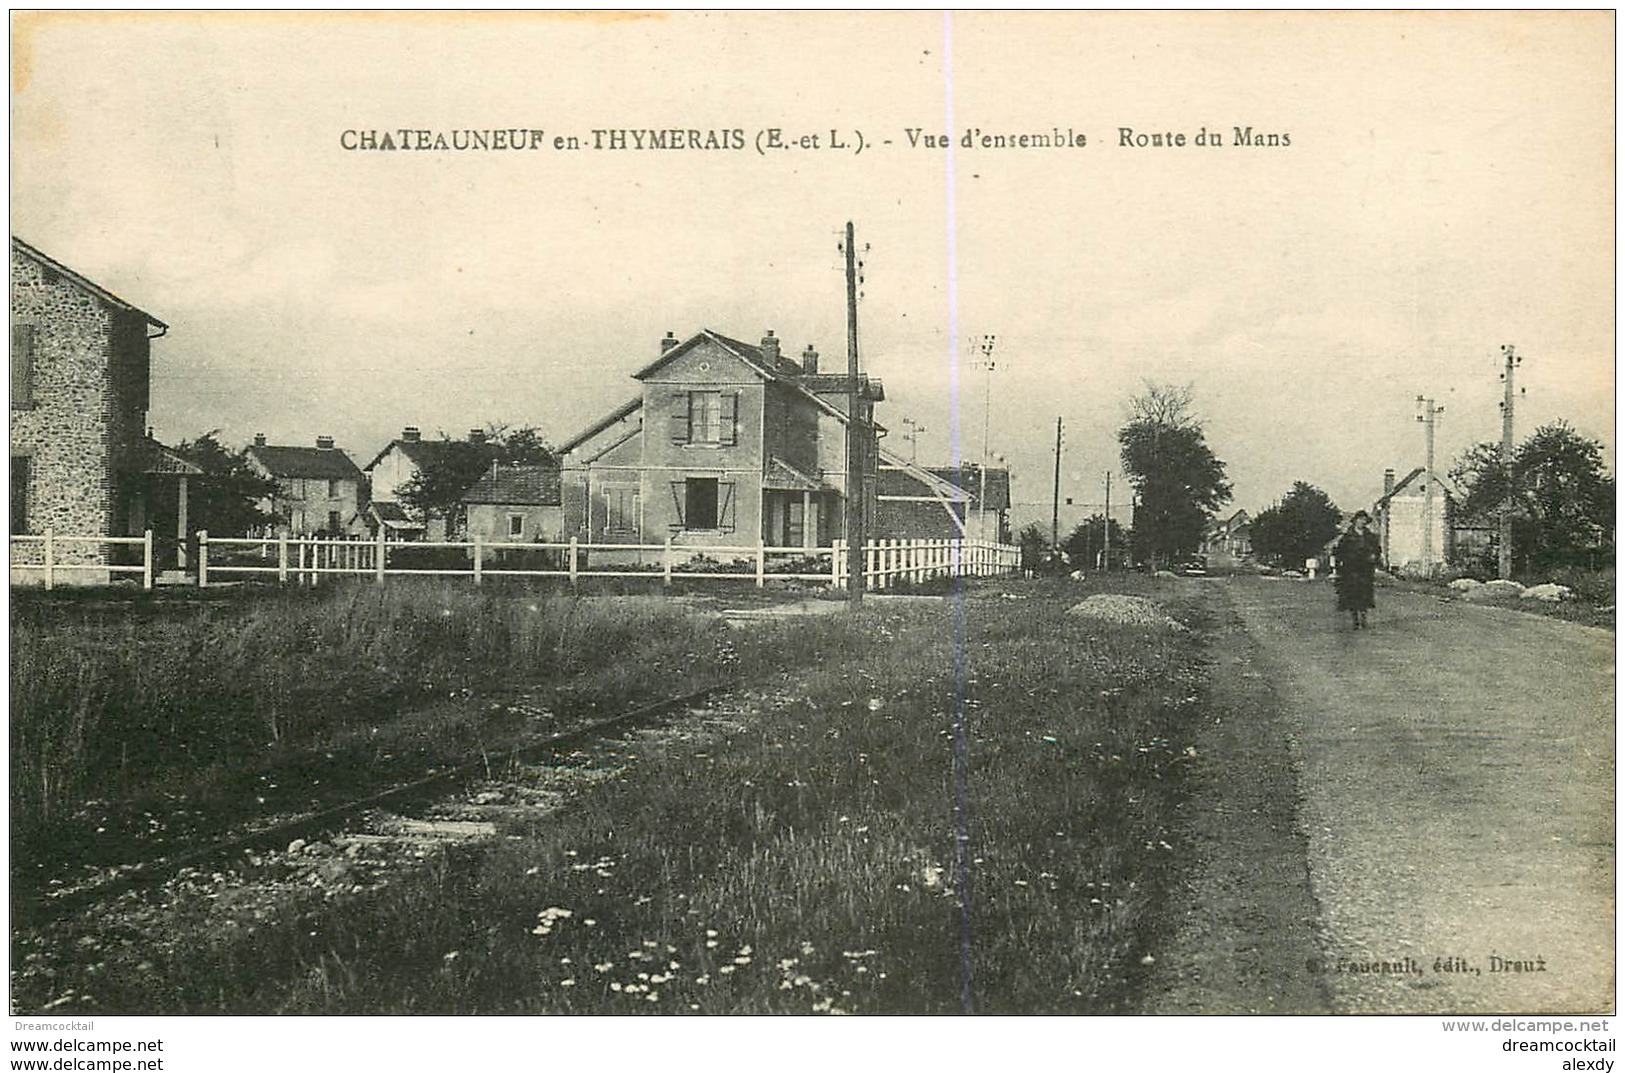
top-left (469, 428), bottom-right (487, 445)
top-left (760, 330), bottom-right (781, 366)
top-left (660, 330), bottom-right (679, 355)
top-left (1383, 468), bottom-right (1396, 498)
top-left (801, 344), bottom-right (819, 376)
top-left (316, 435), bottom-right (335, 450)
top-left (402, 426), bottom-right (422, 443)
top-left (254, 432), bottom-right (267, 448)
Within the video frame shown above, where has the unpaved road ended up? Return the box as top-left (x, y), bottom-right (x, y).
top-left (1148, 576), bottom-right (1614, 1014)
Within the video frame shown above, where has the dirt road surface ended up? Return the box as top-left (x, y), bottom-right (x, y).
top-left (1148, 576), bottom-right (1614, 1014)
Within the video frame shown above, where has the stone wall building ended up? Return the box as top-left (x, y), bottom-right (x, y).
top-left (10, 237), bottom-right (198, 580)
top-left (246, 434), bottom-right (367, 537)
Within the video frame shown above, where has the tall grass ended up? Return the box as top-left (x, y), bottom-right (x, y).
top-left (9, 582), bottom-right (759, 842)
top-left (20, 578), bottom-right (1212, 1014)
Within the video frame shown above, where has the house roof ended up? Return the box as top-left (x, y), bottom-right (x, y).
top-left (249, 444), bottom-right (363, 481)
top-left (368, 501), bottom-right (423, 529)
top-left (364, 436), bottom-right (501, 472)
top-left (11, 237), bottom-right (168, 329)
top-left (112, 437), bottom-right (204, 477)
top-left (558, 395), bottom-right (643, 455)
top-left (1377, 467), bottom-right (1460, 506)
top-left (635, 330), bottom-right (885, 398)
top-left (461, 464), bottom-right (562, 506)
top-left (877, 451), bottom-right (973, 502)
top-left (926, 465), bottom-right (1010, 511)
top-left (762, 456), bottom-right (828, 493)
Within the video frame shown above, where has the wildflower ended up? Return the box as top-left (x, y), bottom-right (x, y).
top-left (706, 930), bottom-right (718, 938)
top-left (443, 951), bottom-right (460, 961)
top-left (560, 979), bottom-right (576, 987)
top-left (718, 965), bottom-right (735, 975)
top-left (610, 982), bottom-right (623, 992)
top-left (695, 975), bottom-right (710, 986)
top-left (594, 962), bottom-right (614, 973)
top-left (584, 919), bottom-right (597, 927)
top-left (669, 960), bottom-right (680, 971)
top-left (706, 940), bottom-right (718, 949)
top-left (739, 945), bottom-right (752, 956)
top-left (733, 955), bottom-right (752, 966)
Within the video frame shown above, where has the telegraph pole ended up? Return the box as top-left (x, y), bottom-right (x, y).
top-left (1050, 417), bottom-right (1063, 550)
top-left (1498, 345), bottom-right (1521, 579)
top-left (843, 222), bottom-right (865, 604)
top-left (1416, 396), bottom-right (1444, 573)
top-left (1102, 470), bottom-right (1112, 570)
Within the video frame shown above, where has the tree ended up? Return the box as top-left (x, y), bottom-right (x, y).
top-left (1450, 421), bottom-right (1614, 575)
top-left (1062, 514), bottom-right (1128, 570)
top-left (1118, 383), bottom-right (1232, 569)
top-left (1250, 482), bottom-right (1343, 567)
top-left (396, 425), bottom-right (558, 535)
top-left (167, 432), bottom-right (278, 536)
top-left (1015, 522), bottom-right (1052, 574)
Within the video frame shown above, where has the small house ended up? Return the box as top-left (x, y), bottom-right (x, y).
top-left (246, 434), bottom-right (367, 537)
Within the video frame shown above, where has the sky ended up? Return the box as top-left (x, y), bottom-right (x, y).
top-left (10, 11), bottom-right (1615, 522)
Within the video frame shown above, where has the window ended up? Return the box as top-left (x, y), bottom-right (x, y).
top-left (11, 324), bottom-right (35, 410)
top-left (605, 486), bottom-right (639, 533)
top-left (685, 478), bottom-right (719, 529)
top-left (10, 456), bottom-right (29, 534)
top-left (670, 391), bottom-right (738, 446)
top-left (508, 513), bottom-right (525, 539)
top-left (328, 478), bottom-right (341, 498)
top-left (327, 510), bottom-right (342, 534)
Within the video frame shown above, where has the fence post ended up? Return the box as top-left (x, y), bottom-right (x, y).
top-left (569, 536), bottom-right (579, 588)
top-left (142, 530), bottom-right (153, 591)
top-left (832, 539), bottom-right (844, 590)
top-left (277, 535), bottom-right (288, 584)
top-left (42, 530), bottom-right (54, 591)
top-left (663, 536), bottom-right (673, 587)
top-left (375, 527), bottom-right (387, 584)
top-left (197, 530), bottom-right (209, 588)
top-left (473, 533), bottom-right (484, 586)
top-left (755, 541), bottom-right (766, 588)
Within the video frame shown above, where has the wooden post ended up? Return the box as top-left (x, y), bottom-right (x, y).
top-left (375, 527), bottom-right (387, 584)
top-left (832, 539), bottom-right (844, 590)
top-left (142, 530), bottom-right (153, 591)
top-left (663, 536), bottom-right (674, 587)
top-left (755, 541), bottom-right (766, 588)
top-left (41, 529), bottom-right (54, 590)
top-left (176, 475), bottom-right (189, 570)
top-left (569, 536), bottom-right (579, 588)
top-left (197, 530), bottom-right (209, 588)
top-left (277, 535), bottom-right (288, 583)
top-left (297, 539), bottom-right (307, 586)
top-left (473, 533), bottom-right (484, 586)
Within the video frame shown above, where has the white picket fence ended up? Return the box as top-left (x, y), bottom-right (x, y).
top-left (195, 530), bottom-right (1019, 589)
top-left (9, 530), bottom-right (155, 590)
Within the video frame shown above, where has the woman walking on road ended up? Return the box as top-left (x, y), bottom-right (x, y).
top-left (1333, 510), bottom-right (1381, 629)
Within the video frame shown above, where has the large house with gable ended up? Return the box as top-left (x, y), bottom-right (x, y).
top-left (9, 237), bottom-right (201, 579)
top-left (245, 433), bottom-right (367, 537)
top-left (559, 328), bottom-right (970, 560)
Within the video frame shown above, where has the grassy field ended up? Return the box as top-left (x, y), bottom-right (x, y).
top-left (12, 576), bottom-right (1210, 1014)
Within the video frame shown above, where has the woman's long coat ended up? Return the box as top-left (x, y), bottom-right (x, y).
top-left (1333, 529), bottom-right (1381, 611)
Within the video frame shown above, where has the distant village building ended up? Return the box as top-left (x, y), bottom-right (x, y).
top-left (363, 427), bottom-right (501, 541)
top-left (9, 237), bottom-right (200, 579)
top-left (1374, 466), bottom-right (1459, 573)
top-left (875, 461), bottom-right (1010, 543)
top-left (246, 434), bottom-right (366, 536)
top-left (1202, 509), bottom-right (1252, 563)
top-left (559, 329), bottom-right (969, 561)
top-left (461, 462), bottom-right (564, 547)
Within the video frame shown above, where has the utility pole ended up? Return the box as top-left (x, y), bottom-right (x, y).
top-left (843, 222), bottom-right (866, 604)
top-left (1416, 396), bottom-right (1444, 573)
top-left (1050, 417), bottom-right (1063, 550)
top-left (1102, 470), bottom-right (1112, 570)
top-left (970, 335), bottom-right (998, 541)
top-left (1498, 345), bottom-right (1521, 579)
top-left (902, 418), bottom-right (927, 463)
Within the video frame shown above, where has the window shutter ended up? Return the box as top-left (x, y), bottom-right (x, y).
top-left (669, 392), bottom-right (690, 445)
top-left (720, 392), bottom-right (739, 446)
top-left (11, 323), bottom-right (35, 409)
top-left (670, 480), bottom-right (686, 527)
top-left (719, 481), bottom-right (736, 532)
